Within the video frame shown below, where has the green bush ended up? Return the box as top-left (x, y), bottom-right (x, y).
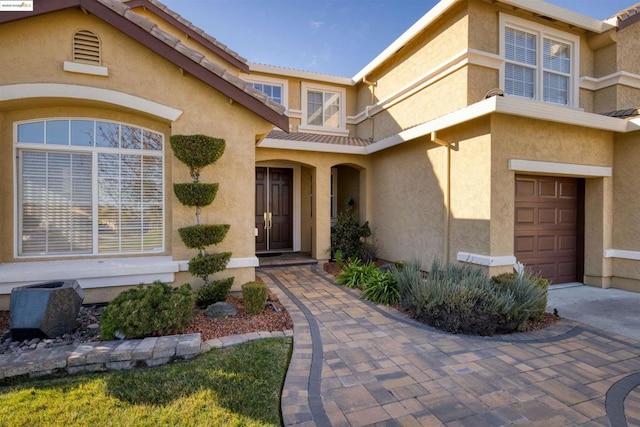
top-left (173, 183), bottom-right (218, 207)
top-left (242, 281), bottom-right (268, 315)
top-left (336, 259), bottom-right (378, 289)
top-left (179, 224), bottom-right (230, 250)
top-left (189, 252), bottom-right (232, 281)
top-left (400, 260), bottom-right (548, 335)
top-left (195, 277), bottom-right (234, 308)
top-left (491, 272), bottom-right (549, 324)
top-left (389, 261), bottom-right (423, 307)
top-left (170, 135), bottom-right (226, 180)
top-left (361, 270), bottom-right (399, 305)
top-left (334, 249), bottom-right (344, 269)
top-left (100, 281), bottom-right (195, 340)
top-left (331, 200), bottom-right (371, 261)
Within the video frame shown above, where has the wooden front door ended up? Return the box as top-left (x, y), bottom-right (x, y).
top-left (514, 175), bottom-right (584, 284)
top-left (255, 167), bottom-right (293, 252)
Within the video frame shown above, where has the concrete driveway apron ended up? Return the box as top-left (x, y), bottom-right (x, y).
top-left (260, 264), bottom-right (640, 427)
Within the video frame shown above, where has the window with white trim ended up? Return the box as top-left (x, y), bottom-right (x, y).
top-left (501, 14), bottom-right (579, 107)
top-left (16, 119), bottom-right (164, 257)
top-left (300, 82), bottom-right (347, 135)
top-left (249, 82), bottom-right (283, 105)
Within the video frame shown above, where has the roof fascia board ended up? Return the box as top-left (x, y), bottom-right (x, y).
top-left (258, 138), bottom-right (367, 155)
top-left (249, 63), bottom-right (353, 86)
top-left (352, 0), bottom-right (463, 82)
top-left (80, 0), bottom-right (288, 130)
top-left (497, 0), bottom-right (615, 33)
top-left (124, 0), bottom-right (249, 73)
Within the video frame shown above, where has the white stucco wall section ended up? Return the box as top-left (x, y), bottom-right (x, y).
top-left (604, 249), bottom-right (640, 261)
top-left (457, 252), bottom-right (517, 267)
top-left (508, 159), bottom-right (612, 177)
top-left (0, 84), bottom-right (183, 121)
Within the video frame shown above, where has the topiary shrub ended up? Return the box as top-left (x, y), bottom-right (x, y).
top-left (100, 281), bottom-right (195, 340)
top-left (242, 281), bottom-right (268, 315)
top-left (171, 134), bottom-right (233, 298)
top-left (196, 277), bottom-right (234, 308)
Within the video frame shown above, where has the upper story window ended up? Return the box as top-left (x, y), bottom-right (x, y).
top-left (15, 119), bottom-right (164, 257)
top-left (300, 82), bottom-right (348, 136)
top-left (249, 82), bottom-right (283, 105)
top-left (500, 14), bottom-right (579, 107)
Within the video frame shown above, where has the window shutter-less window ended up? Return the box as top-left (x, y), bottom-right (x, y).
top-left (73, 30), bottom-right (101, 64)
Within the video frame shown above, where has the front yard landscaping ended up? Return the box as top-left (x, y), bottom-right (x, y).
top-left (0, 337), bottom-right (291, 426)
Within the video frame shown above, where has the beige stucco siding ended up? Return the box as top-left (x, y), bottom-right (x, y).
top-left (0, 9), bottom-right (275, 296)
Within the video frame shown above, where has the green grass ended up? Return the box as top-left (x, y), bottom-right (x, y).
top-left (0, 338), bottom-right (291, 427)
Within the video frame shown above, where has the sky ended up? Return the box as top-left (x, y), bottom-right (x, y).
top-left (160, 0), bottom-right (637, 78)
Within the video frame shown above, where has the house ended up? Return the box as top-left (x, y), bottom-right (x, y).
top-left (2, 0), bottom-right (640, 309)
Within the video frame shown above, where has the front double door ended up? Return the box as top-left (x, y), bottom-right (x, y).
top-left (255, 167), bottom-right (293, 252)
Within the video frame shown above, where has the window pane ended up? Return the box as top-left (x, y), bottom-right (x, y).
top-left (46, 120), bottom-right (69, 145)
top-left (96, 121), bottom-right (120, 148)
top-left (324, 92), bottom-right (340, 128)
top-left (544, 38), bottom-right (570, 74)
top-left (307, 91), bottom-right (323, 126)
top-left (122, 125), bottom-right (142, 150)
top-left (143, 130), bottom-right (163, 151)
top-left (505, 27), bottom-right (536, 66)
top-left (505, 63), bottom-right (534, 98)
top-left (71, 120), bottom-right (94, 146)
top-left (20, 151), bottom-right (92, 255)
top-left (544, 72), bottom-right (569, 105)
top-left (18, 122), bottom-right (44, 143)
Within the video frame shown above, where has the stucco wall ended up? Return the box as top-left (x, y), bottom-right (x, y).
top-left (0, 9), bottom-right (275, 297)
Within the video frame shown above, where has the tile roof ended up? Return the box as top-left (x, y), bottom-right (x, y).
top-left (601, 108), bottom-right (640, 119)
top-left (617, 3), bottom-right (640, 21)
top-left (0, 0), bottom-right (287, 129)
top-left (266, 130), bottom-right (371, 147)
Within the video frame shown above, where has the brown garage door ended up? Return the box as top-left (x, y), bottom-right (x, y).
top-left (514, 175), bottom-right (583, 284)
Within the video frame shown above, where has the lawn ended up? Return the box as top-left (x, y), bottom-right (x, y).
top-left (0, 338), bottom-right (291, 427)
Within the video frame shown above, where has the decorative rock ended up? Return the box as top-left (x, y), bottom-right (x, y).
top-left (10, 280), bottom-right (84, 340)
top-left (204, 302), bottom-right (237, 318)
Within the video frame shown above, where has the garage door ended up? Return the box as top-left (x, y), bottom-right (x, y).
top-left (514, 175), bottom-right (583, 284)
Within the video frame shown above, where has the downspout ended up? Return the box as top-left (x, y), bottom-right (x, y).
top-left (431, 131), bottom-right (450, 265)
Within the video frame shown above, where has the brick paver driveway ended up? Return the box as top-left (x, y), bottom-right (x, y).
top-left (260, 264), bottom-right (640, 427)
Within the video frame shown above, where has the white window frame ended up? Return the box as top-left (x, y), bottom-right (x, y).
top-left (242, 74), bottom-right (288, 111)
top-left (300, 82), bottom-right (348, 136)
top-left (14, 118), bottom-right (165, 258)
top-left (499, 13), bottom-right (580, 108)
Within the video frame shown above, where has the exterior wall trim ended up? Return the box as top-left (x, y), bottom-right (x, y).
top-left (63, 61), bottom-right (109, 76)
top-left (457, 252), bottom-right (517, 267)
top-left (580, 71), bottom-right (640, 91)
top-left (604, 249), bottom-right (640, 261)
top-left (178, 256), bottom-right (260, 271)
top-left (508, 159), bottom-right (612, 177)
top-left (259, 138), bottom-right (367, 155)
top-left (0, 83), bottom-right (183, 121)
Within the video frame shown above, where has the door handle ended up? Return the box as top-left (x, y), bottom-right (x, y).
top-left (268, 212), bottom-right (273, 230)
top-left (263, 212), bottom-right (268, 229)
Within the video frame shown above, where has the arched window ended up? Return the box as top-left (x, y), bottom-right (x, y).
top-left (16, 119), bottom-right (164, 256)
top-left (73, 30), bottom-right (101, 64)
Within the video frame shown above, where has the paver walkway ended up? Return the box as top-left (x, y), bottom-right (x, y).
top-left (260, 264), bottom-right (640, 427)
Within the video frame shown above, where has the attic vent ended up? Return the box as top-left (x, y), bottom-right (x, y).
top-left (73, 30), bottom-right (101, 64)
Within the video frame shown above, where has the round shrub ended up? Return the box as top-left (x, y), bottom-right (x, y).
top-left (360, 270), bottom-right (399, 305)
top-left (242, 281), bottom-right (268, 315)
top-left (170, 135), bottom-right (225, 179)
top-left (179, 224), bottom-right (230, 250)
top-left (174, 183), bottom-right (219, 207)
top-left (196, 277), bottom-right (234, 308)
top-left (100, 281), bottom-right (196, 340)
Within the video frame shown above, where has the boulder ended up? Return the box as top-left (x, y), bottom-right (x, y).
top-left (204, 301), bottom-right (237, 318)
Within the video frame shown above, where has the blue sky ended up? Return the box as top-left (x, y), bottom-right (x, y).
top-left (161, 0), bottom-right (635, 77)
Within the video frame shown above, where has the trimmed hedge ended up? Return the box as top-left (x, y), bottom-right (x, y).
top-left (195, 277), bottom-right (234, 308)
top-left (179, 224), bottom-right (230, 250)
top-left (170, 135), bottom-right (225, 179)
top-left (242, 281), bottom-right (268, 315)
top-left (100, 281), bottom-right (195, 340)
top-left (188, 252), bottom-right (232, 280)
top-left (173, 183), bottom-right (219, 207)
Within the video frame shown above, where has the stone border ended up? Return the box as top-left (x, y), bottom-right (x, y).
top-left (606, 372), bottom-right (640, 427)
top-left (0, 329), bottom-right (293, 381)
